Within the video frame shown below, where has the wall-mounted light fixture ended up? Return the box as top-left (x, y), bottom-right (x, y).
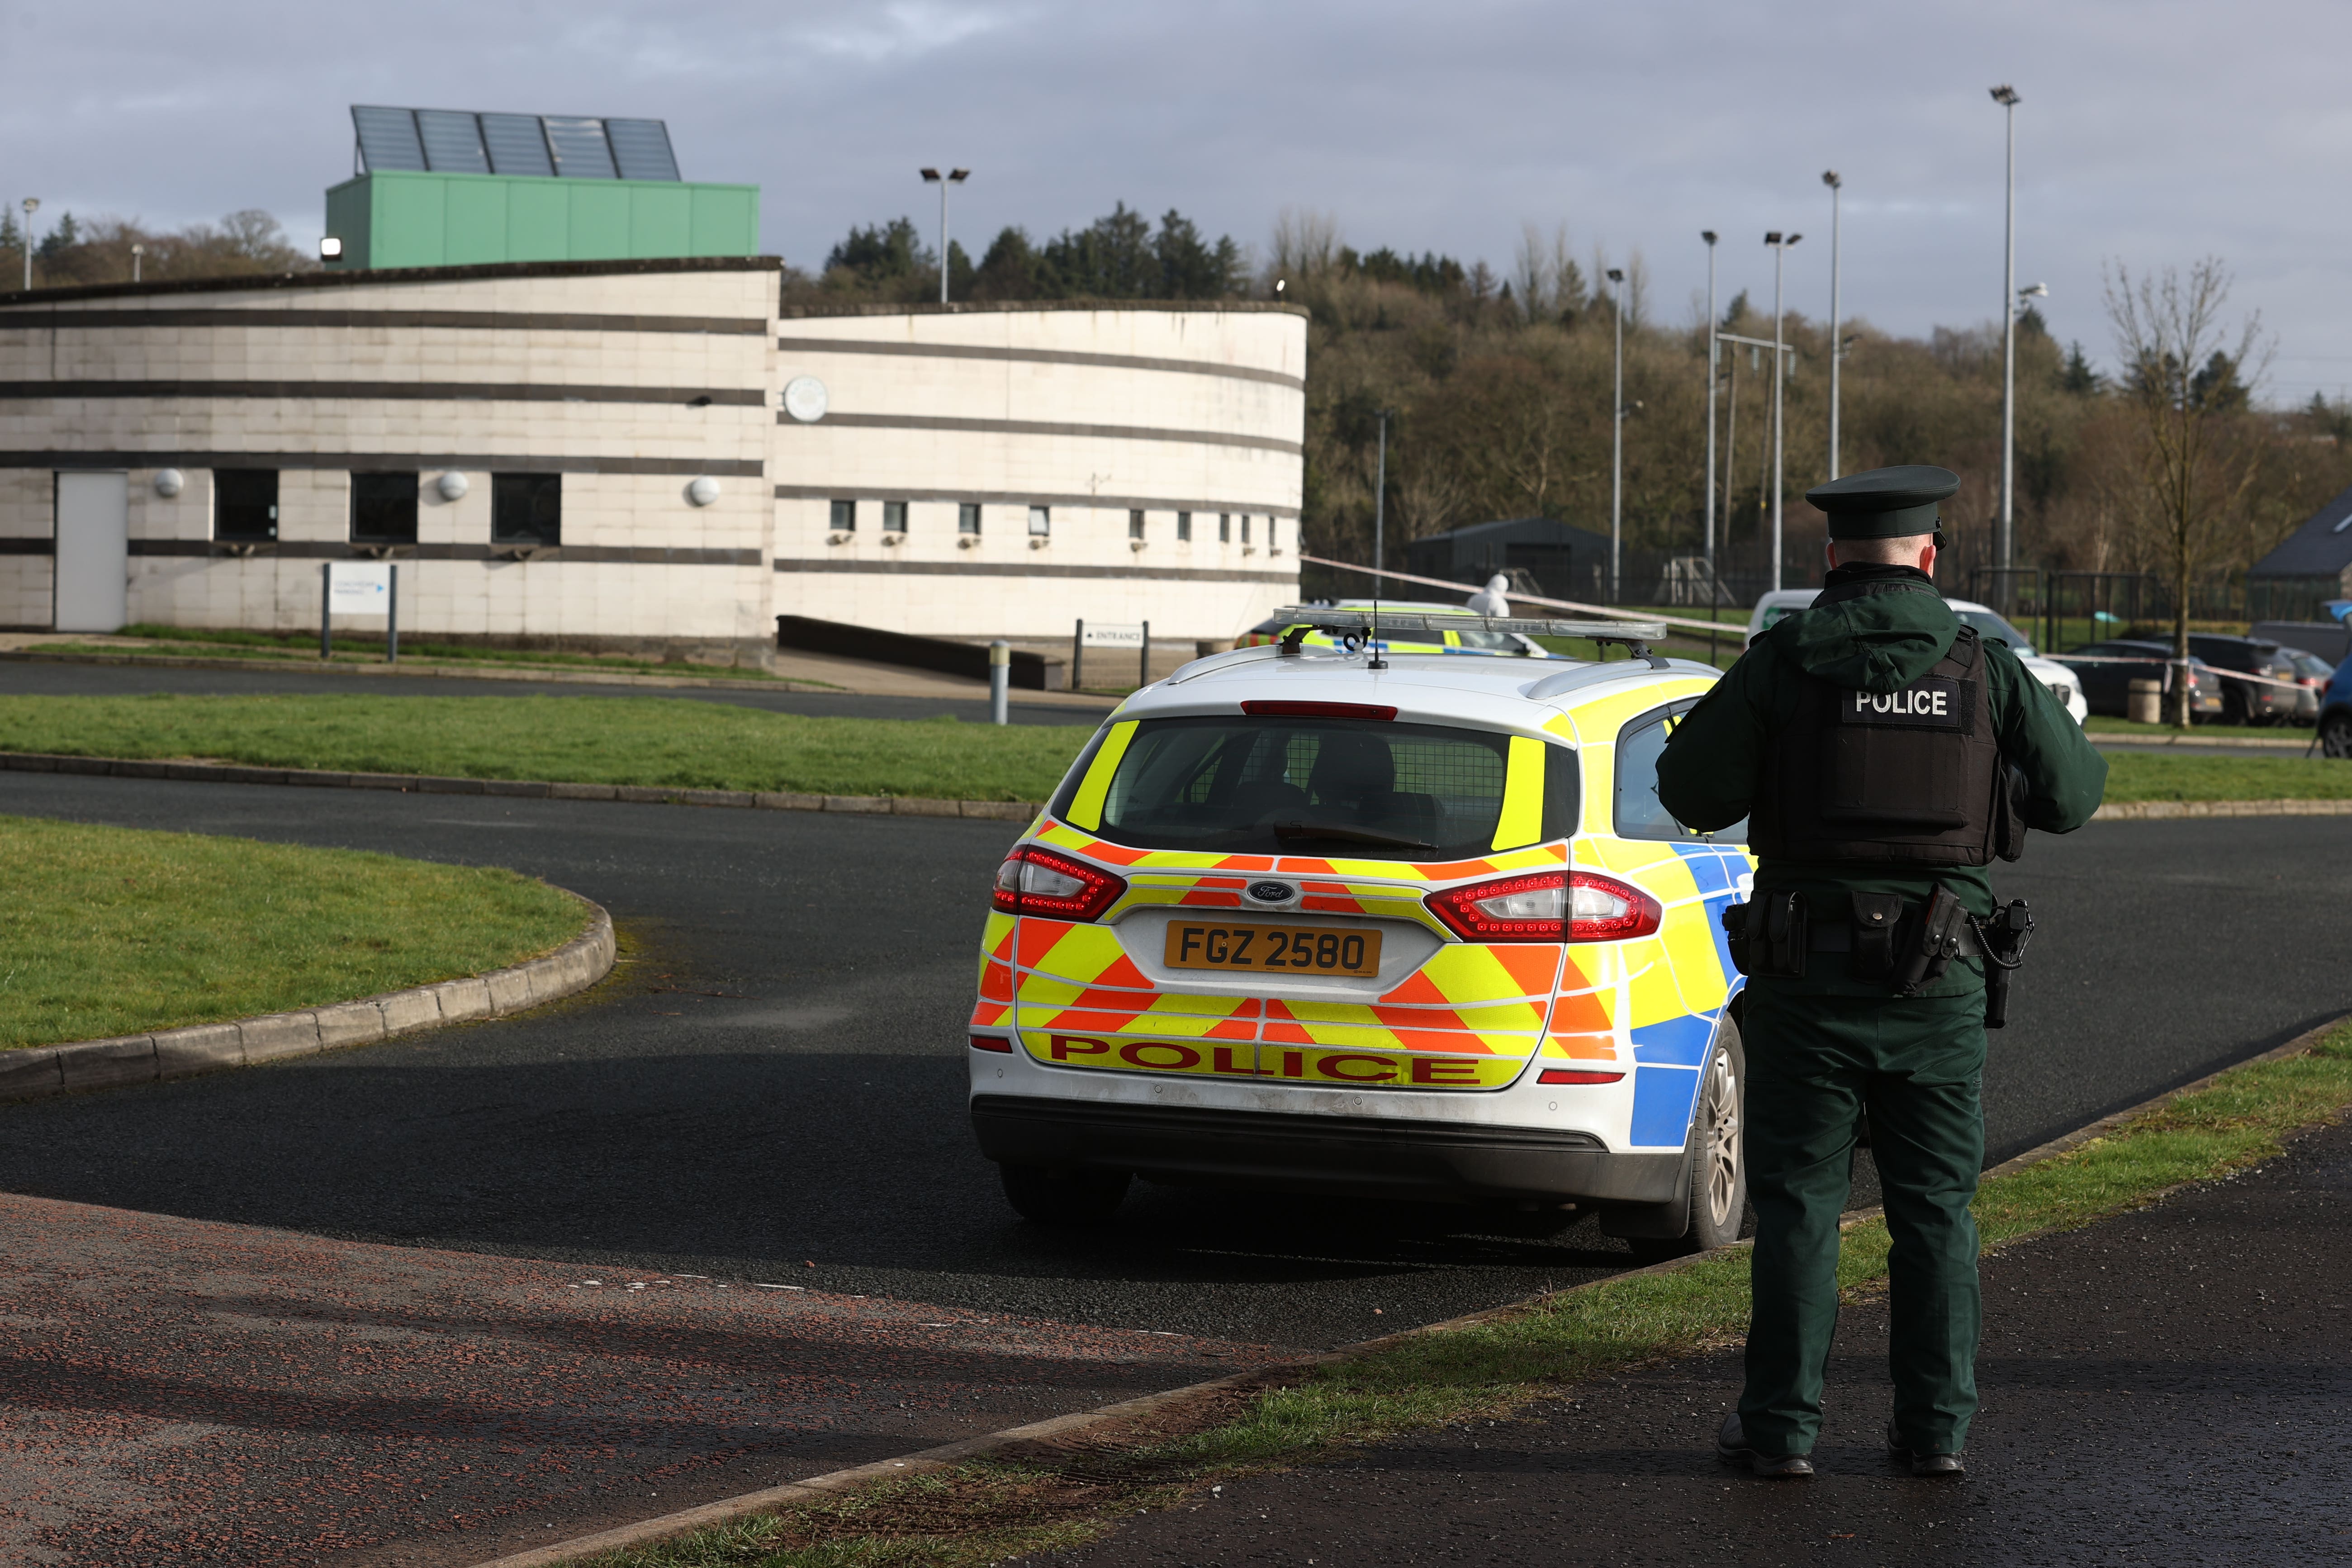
top-left (687, 476), bottom-right (721, 507)
top-left (152, 468), bottom-right (185, 498)
top-left (320, 236), bottom-right (344, 261)
top-left (435, 471), bottom-right (469, 502)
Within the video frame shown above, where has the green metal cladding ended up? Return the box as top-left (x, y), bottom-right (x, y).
top-left (323, 172), bottom-right (759, 270)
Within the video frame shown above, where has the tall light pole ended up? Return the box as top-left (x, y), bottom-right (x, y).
top-left (1702, 232), bottom-right (1719, 595)
top-left (1607, 266), bottom-right (1626, 602)
top-left (1822, 171), bottom-right (1844, 481)
top-left (130, 242), bottom-right (144, 284)
top-left (19, 198), bottom-right (38, 292)
top-left (919, 167), bottom-right (969, 305)
top-left (1765, 230), bottom-right (1802, 592)
top-left (1372, 407), bottom-right (1393, 584)
top-left (1992, 84), bottom-right (2020, 586)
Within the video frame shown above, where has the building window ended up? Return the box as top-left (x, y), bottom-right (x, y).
top-left (1240, 514), bottom-right (1252, 545)
top-left (1269, 516), bottom-right (1280, 550)
top-left (1176, 511), bottom-right (1192, 542)
top-left (1219, 512), bottom-right (1231, 543)
top-left (349, 471), bottom-right (419, 545)
top-left (1129, 508), bottom-right (1145, 540)
top-left (215, 469), bottom-right (278, 542)
top-left (882, 500), bottom-right (908, 534)
top-left (1028, 505), bottom-right (1051, 536)
top-left (958, 502), bottom-right (981, 535)
top-left (492, 472), bottom-right (562, 546)
top-left (830, 498), bottom-right (856, 532)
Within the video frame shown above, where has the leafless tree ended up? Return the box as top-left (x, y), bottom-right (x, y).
top-left (2103, 257), bottom-right (2273, 724)
top-left (1271, 208), bottom-right (1342, 280)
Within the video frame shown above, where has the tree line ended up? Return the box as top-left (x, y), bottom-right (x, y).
top-left (0, 209), bottom-right (316, 289)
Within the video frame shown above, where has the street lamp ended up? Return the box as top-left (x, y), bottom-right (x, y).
top-left (1992, 84), bottom-right (2021, 584)
top-left (1702, 232), bottom-right (1719, 593)
top-left (1765, 230), bottom-right (1802, 592)
top-left (1822, 170), bottom-right (1844, 481)
top-left (1608, 266), bottom-right (1626, 602)
top-left (130, 242), bottom-right (145, 283)
top-left (19, 198), bottom-right (38, 292)
top-left (919, 167), bottom-right (969, 306)
top-left (1372, 406), bottom-right (1394, 585)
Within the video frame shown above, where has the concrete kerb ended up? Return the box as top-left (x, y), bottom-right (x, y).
top-left (472, 1008), bottom-right (2352, 1568)
top-left (3, 900), bottom-right (616, 1106)
top-left (0, 648), bottom-right (838, 694)
top-left (0, 752), bottom-right (1042, 823)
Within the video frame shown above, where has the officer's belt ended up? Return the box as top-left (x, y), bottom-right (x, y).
top-left (1807, 921), bottom-right (1981, 957)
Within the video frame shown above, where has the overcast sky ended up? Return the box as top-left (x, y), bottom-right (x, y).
top-left (10, 0), bottom-right (2350, 401)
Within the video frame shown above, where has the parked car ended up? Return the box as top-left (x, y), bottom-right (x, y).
top-left (2182, 635), bottom-right (2305, 726)
top-left (1745, 589), bottom-right (2089, 724)
top-left (2278, 647), bottom-right (2334, 726)
top-left (2319, 652), bottom-right (2352, 758)
top-left (2051, 640), bottom-right (2226, 720)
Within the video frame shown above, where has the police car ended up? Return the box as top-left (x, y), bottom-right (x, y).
top-left (1747, 588), bottom-right (2090, 724)
top-left (1239, 601), bottom-right (1562, 659)
top-left (968, 608), bottom-right (1752, 1259)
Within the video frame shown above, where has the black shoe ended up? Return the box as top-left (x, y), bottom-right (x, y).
top-left (1885, 1420), bottom-right (1966, 1477)
top-left (1717, 1413), bottom-right (1815, 1478)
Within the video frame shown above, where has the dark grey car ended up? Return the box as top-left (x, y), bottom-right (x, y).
top-left (2183, 635), bottom-right (2305, 726)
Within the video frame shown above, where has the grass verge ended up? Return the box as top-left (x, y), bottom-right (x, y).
top-left (33, 625), bottom-right (832, 685)
top-left (574, 1020), bottom-right (2352, 1568)
top-left (2098, 751), bottom-right (2352, 803)
top-left (2085, 715), bottom-right (2310, 741)
top-left (0, 694), bottom-right (1091, 801)
top-left (0, 814), bottom-right (586, 1047)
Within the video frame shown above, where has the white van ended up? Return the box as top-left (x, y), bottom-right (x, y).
top-left (1745, 589), bottom-right (2089, 725)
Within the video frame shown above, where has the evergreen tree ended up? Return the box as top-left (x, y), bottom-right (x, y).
top-left (824, 218), bottom-right (930, 284)
top-left (2061, 341), bottom-right (2101, 394)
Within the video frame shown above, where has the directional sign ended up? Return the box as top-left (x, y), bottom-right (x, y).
top-left (327, 562), bottom-right (392, 614)
top-left (1080, 621), bottom-right (1146, 649)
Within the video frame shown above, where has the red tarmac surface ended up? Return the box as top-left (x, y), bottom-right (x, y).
top-left (0, 1194), bottom-right (1275, 1567)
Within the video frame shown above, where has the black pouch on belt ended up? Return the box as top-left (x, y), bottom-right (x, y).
top-left (1721, 892), bottom-right (1808, 979)
top-left (1894, 884), bottom-right (1971, 996)
top-left (1848, 892), bottom-right (1904, 980)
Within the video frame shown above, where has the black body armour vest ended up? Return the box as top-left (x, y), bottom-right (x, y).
top-left (1750, 580), bottom-right (2019, 867)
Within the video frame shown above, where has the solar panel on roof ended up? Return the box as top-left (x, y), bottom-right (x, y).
top-left (352, 106), bottom-right (427, 172)
top-left (348, 107), bottom-right (681, 180)
top-left (415, 109), bottom-right (490, 174)
top-left (604, 119), bottom-right (680, 181)
top-left (542, 117), bottom-right (617, 179)
top-left (479, 114), bottom-right (555, 177)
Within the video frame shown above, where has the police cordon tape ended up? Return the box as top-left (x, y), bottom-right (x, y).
top-left (1295, 555), bottom-right (1736, 637)
top-left (2044, 652), bottom-right (2315, 693)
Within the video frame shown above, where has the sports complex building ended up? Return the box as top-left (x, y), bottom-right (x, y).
top-left (0, 106), bottom-right (1305, 664)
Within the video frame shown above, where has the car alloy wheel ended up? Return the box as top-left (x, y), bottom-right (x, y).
top-left (1698, 1043), bottom-right (1744, 1233)
top-left (2323, 711), bottom-right (2352, 760)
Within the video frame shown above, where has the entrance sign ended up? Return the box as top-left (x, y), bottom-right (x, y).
top-left (1072, 619), bottom-right (1151, 691)
top-left (320, 561), bottom-right (401, 662)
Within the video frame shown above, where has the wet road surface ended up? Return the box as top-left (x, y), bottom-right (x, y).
top-left (0, 776), bottom-right (2343, 1561)
top-left (1029, 1115), bottom-right (2352, 1568)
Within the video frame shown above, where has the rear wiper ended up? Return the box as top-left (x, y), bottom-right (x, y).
top-left (1271, 819), bottom-right (1434, 850)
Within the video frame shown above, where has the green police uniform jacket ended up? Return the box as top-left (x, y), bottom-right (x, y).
top-left (1655, 563), bottom-right (2109, 996)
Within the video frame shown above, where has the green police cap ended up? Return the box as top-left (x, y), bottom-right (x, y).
top-left (1805, 464), bottom-right (1961, 540)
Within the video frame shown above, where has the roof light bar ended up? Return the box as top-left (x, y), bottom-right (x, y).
top-left (1265, 606), bottom-right (1669, 665)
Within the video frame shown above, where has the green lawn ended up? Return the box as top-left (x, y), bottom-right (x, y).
top-left (0, 694), bottom-right (1091, 802)
top-left (2086, 715), bottom-right (2311, 741)
top-left (2099, 752), bottom-right (2352, 803)
top-left (34, 625), bottom-right (828, 685)
top-left (0, 814), bottom-right (587, 1047)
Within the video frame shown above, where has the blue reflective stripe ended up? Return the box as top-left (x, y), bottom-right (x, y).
top-left (1630, 1066), bottom-right (1702, 1147)
top-left (1631, 1013), bottom-right (1714, 1066)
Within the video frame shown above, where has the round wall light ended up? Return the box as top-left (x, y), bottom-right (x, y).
top-left (435, 471), bottom-right (469, 502)
top-left (152, 468), bottom-right (185, 498)
top-left (687, 476), bottom-right (722, 507)
top-left (782, 375), bottom-right (829, 423)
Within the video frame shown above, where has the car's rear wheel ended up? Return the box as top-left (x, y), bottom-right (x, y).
top-left (1000, 1163), bottom-right (1130, 1226)
top-left (1625, 1021), bottom-right (1748, 1264)
top-left (2323, 710), bottom-right (2352, 760)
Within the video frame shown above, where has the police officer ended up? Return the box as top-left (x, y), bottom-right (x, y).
top-left (1656, 465), bottom-right (2107, 1479)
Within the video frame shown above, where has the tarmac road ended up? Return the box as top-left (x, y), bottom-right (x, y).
top-left (0, 773), bottom-right (2344, 1354)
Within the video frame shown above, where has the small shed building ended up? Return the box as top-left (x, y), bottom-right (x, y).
top-left (2248, 480), bottom-right (2352, 622)
top-left (1399, 516), bottom-right (1612, 602)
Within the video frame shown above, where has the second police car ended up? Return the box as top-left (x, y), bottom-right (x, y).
top-left (968, 608), bottom-right (1753, 1259)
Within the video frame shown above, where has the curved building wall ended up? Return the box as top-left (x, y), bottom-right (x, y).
top-left (0, 262), bottom-right (1305, 656)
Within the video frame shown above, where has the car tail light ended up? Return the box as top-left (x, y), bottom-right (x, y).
top-left (1538, 1068), bottom-right (1625, 1085)
top-left (1240, 700), bottom-right (1397, 720)
top-left (969, 1034), bottom-right (1014, 1053)
top-left (1425, 870), bottom-right (1662, 943)
top-left (991, 845), bottom-right (1126, 921)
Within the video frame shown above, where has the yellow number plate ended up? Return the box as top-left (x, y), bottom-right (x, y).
top-left (1163, 922), bottom-right (1382, 976)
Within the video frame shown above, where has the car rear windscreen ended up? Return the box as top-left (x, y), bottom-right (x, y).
top-left (1060, 717), bottom-right (1577, 861)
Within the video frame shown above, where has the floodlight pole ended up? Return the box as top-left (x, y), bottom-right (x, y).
top-left (1607, 266), bottom-right (1626, 602)
top-left (920, 167), bottom-right (970, 305)
top-left (1765, 231), bottom-right (1802, 592)
top-left (1993, 85), bottom-right (2020, 582)
top-left (1702, 232), bottom-right (1719, 592)
top-left (1822, 171), bottom-right (1843, 480)
top-left (19, 198), bottom-right (37, 292)
top-left (1372, 408), bottom-right (1391, 581)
